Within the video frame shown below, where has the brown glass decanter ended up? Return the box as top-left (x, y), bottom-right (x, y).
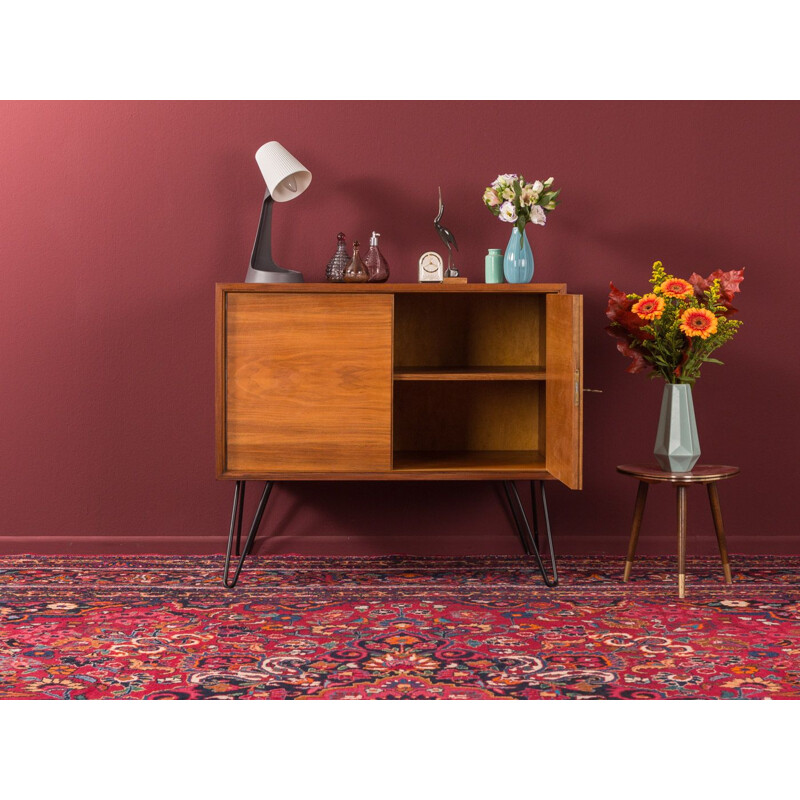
top-left (343, 240), bottom-right (369, 282)
top-left (364, 231), bottom-right (390, 282)
top-left (325, 232), bottom-right (349, 282)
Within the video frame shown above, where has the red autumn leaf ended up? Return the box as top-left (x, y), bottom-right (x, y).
top-left (689, 268), bottom-right (745, 310)
top-left (606, 324), bottom-right (652, 345)
top-left (606, 282), bottom-right (653, 338)
top-left (616, 339), bottom-right (650, 374)
top-left (606, 282), bottom-right (632, 321)
top-left (717, 268), bottom-right (745, 299)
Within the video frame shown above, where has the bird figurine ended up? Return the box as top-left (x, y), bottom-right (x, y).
top-left (434, 186), bottom-right (459, 276)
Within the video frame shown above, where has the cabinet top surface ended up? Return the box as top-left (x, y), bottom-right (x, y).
top-left (217, 282), bottom-right (568, 294)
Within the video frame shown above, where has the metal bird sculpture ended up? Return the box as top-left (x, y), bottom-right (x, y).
top-left (434, 186), bottom-right (459, 276)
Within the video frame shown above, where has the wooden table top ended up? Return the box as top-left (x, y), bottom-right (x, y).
top-left (617, 464), bottom-right (740, 484)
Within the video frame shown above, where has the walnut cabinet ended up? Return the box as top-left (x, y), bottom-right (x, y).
top-left (216, 283), bottom-right (583, 489)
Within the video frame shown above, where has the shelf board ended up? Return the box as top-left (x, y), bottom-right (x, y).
top-left (393, 366), bottom-right (547, 382)
top-left (392, 450), bottom-right (546, 472)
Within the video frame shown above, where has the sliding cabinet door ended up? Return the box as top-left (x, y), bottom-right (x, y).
top-left (221, 292), bottom-right (393, 474)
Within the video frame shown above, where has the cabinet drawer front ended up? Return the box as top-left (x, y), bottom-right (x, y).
top-left (223, 293), bottom-right (393, 473)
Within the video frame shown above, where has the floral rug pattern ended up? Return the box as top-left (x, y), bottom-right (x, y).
top-left (1, 555), bottom-right (798, 699)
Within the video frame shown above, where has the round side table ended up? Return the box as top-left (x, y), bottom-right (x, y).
top-left (617, 464), bottom-right (740, 598)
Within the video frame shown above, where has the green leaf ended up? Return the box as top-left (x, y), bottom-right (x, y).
top-left (703, 357), bottom-right (725, 365)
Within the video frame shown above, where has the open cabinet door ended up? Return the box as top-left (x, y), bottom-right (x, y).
top-left (545, 293), bottom-right (583, 489)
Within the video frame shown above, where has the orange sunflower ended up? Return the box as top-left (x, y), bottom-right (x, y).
top-left (680, 308), bottom-right (718, 339)
top-left (631, 293), bottom-right (665, 320)
top-left (659, 278), bottom-right (693, 298)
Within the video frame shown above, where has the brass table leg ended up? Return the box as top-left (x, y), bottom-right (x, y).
top-left (707, 482), bottom-right (733, 584)
top-left (623, 481), bottom-right (649, 582)
top-left (677, 485), bottom-right (687, 598)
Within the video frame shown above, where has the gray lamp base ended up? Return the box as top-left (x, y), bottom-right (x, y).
top-left (245, 266), bottom-right (304, 283)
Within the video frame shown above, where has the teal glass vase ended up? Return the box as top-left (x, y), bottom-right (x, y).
top-left (503, 226), bottom-right (534, 283)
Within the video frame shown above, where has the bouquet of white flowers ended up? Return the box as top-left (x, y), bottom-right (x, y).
top-left (483, 174), bottom-right (560, 232)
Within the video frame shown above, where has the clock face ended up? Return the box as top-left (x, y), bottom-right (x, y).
top-left (419, 251), bottom-right (444, 282)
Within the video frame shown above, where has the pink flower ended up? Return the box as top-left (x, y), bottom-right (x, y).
top-left (498, 201), bottom-right (518, 223)
top-left (483, 187), bottom-right (501, 207)
top-left (520, 184), bottom-right (539, 206)
top-left (529, 205), bottom-right (547, 226)
top-left (492, 173), bottom-right (518, 188)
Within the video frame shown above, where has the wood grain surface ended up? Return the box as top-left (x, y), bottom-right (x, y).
top-left (217, 282), bottom-right (567, 295)
top-left (392, 450), bottom-right (546, 473)
top-left (393, 366), bottom-right (547, 381)
top-left (393, 293), bottom-right (545, 369)
top-left (392, 381), bottom-right (544, 454)
top-left (616, 464), bottom-right (740, 483)
top-left (222, 292), bottom-right (393, 473)
top-left (216, 285), bottom-right (583, 484)
top-left (545, 293), bottom-right (583, 490)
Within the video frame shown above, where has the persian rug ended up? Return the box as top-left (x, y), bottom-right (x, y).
top-left (0, 555), bottom-right (798, 699)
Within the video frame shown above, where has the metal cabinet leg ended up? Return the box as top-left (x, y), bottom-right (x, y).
top-left (530, 481), bottom-right (540, 550)
top-left (223, 481), bottom-right (275, 588)
top-left (234, 482), bottom-right (246, 556)
top-left (504, 481), bottom-right (530, 555)
top-left (503, 480), bottom-right (558, 587)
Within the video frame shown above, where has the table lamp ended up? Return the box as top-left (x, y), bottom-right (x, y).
top-left (245, 141), bottom-right (312, 283)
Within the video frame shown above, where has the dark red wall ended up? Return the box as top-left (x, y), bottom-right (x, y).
top-left (2, 101), bottom-right (798, 555)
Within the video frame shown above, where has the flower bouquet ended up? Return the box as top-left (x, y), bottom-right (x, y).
top-left (606, 260), bottom-right (744, 385)
top-left (482, 174), bottom-right (561, 283)
top-left (482, 174), bottom-right (561, 232)
top-left (607, 260), bottom-right (744, 471)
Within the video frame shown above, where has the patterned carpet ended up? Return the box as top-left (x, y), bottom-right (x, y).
top-left (1, 555), bottom-right (798, 699)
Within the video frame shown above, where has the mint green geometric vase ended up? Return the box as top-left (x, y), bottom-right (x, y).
top-left (653, 384), bottom-right (700, 472)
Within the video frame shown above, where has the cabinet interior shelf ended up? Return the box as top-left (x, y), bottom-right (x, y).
top-left (392, 450), bottom-right (546, 472)
top-left (393, 366), bottom-right (547, 381)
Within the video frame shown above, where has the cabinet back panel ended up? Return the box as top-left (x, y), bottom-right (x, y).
top-left (225, 293), bottom-right (393, 472)
top-left (393, 382), bottom-right (543, 452)
top-left (394, 294), bottom-right (545, 368)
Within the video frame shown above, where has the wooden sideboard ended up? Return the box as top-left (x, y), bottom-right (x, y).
top-left (215, 283), bottom-right (583, 586)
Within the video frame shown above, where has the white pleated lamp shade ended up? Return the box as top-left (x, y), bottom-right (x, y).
top-left (255, 141), bottom-right (312, 202)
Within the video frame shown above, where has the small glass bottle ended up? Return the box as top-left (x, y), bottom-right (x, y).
top-left (343, 240), bottom-right (369, 282)
top-left (325, 232), bottom-right (349, 282)
top-left (364, 231), bottom-right (390, 283)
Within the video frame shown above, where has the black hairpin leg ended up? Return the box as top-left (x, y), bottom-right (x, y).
top-left (223, 480), bottom-right (274, 588)
top-left (504, 481), bottom-right (530, 555)
top-left (503, 480), bottom-right (558, 587)
top-left (530, 481), bottom-right (540, 551)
